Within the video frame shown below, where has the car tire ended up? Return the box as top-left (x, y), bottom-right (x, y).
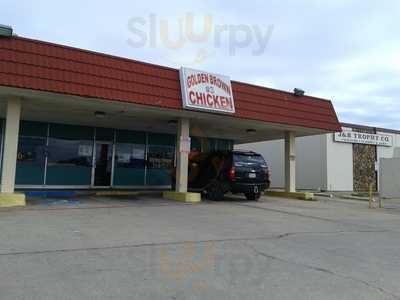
top-left (245, 192), bottom-right (261, 201)
top-left (206, 181), bottom-right (225, 201)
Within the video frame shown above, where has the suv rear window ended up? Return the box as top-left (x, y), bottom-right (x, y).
top-left (233, 154), bottom-right (266, 166)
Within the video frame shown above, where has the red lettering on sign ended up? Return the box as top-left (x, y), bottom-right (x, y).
top-left (206, 94), bottom-right (213, 106)
top-left (189, 91), bottom-right (196, 104)
top-left (212, 95), bottom-right (220, 108)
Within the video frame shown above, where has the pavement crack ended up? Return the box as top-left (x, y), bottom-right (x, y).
top-left (0, 230), bottom-right (391, 257)
top-left (231, 202), bottom-right (395, 231)
top-left (244, 242), bottom-right (400, 300)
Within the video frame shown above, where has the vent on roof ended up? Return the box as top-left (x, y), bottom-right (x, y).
top-left (293, 88), bottom-right (305, 97)
top-left (0, 24), bottom-right (13, 37)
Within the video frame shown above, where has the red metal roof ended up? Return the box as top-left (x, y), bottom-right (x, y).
top-left (0, 36), bottom-right (341, 131)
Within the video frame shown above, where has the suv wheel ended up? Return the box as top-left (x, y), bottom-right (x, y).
top-left (245, 192), bottom-right (261, 201)
top-left (206, 181), bottom-right (225, 201)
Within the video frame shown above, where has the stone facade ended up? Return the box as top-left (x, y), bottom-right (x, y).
top-left (353, 128), bottom-right (377, 192)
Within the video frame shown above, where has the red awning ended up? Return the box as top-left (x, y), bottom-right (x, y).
top-left (0, 36), bottom-right (341, 132)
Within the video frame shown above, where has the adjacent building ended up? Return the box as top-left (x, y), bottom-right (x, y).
top-left (239, 123), bottom-right (400, 192)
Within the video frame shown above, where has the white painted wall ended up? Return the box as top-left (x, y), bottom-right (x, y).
top-left (377, 132), bottom-right (400, 159)
top-left (238, 127), bottom-right (400, 192)
top-left (236, 140), bottom-right (285, 188)
top-left (379, 158), bottom-right (400, 198)
top-left (295, 135), bottom-right (326, 190)
top-left (326, 129), bottom-right (354, 191)
top-left (376, 132), bottom-right (400, 191)
top-left (237, 134), bottom-right (327, 191)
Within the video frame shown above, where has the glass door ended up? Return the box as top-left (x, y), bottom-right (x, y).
top-left (93, 142), bottom-right (113, 187)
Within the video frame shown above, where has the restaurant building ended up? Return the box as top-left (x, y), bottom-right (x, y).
top-left (0, 29), bottom-right (340, 206)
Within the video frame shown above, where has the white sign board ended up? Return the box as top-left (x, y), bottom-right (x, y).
top-left (179, 67), bottom-right (235, 114)
top-left (78, 145), bottom-right (92, 157)
top-left (179, 137), bottom-right (191, 153)
top-left (334, 131), bottom-right (393, 147)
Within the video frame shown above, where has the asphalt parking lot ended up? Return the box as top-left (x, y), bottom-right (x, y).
top-left (1, 194), bottom-right (400, 300)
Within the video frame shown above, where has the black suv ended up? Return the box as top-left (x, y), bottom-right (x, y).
top-left (172, 150), bottom-right (271, 201)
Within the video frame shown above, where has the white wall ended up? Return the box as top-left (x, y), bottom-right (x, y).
top-left (236, 140), bottom-right (285, 188)
top-left (377, 132), bottom-right (400, 159)
top-left (237, 134), bottom-right (327, 191)
top-left (376, 132), bottom-right (400, 191)
top-left (326, 130), bottom-right (354, 191)
top-left (237, 130), bottom-right (400, 192)
top-left (295, 135), bottom-right (326, 190)
top-left (379, 158), bottom-right (400, 198)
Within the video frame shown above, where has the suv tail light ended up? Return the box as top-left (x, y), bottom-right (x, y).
top-left (229, 166), bottom-right (236, 181)
top-left (263, 167), bottom-right (270, 178)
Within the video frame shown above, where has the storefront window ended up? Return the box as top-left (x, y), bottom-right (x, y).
top-left (147, 145), bottom-right (175, 169)
top-left (46, 124), bottom-right (94, 185)
top-left (47, 139), bottom-right (93, 166)
top-left (195, 137), bottom-right (234, 152)
top-left (191, 136), bottom-right (202, 152)
top-left (113, 130), bottom-right (146, 186)
top-left (217, 139), bottom-right (234, 151)
top-left (16, 121), bottom-right (48, 185)
top-left (10, 121), bottom-right (234, 188)
top-left (114, 143), bottom-right (146, 186)
top-left (16, 137), bottom-right (46, 185)
top-left (146, 133), bottom-right (175, 186)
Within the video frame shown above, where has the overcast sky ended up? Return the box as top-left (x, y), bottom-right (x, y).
top-left (1, 0), bottom-right (399, 129)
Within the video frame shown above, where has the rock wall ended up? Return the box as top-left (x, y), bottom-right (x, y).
top-left (353, 128), bottom-right (377, 192)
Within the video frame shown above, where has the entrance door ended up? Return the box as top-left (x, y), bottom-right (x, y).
top-left (93, 142), bottom-right (113, 186)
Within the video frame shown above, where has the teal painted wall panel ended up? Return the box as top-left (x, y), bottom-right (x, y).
top-left (148, 133), bottom-right (175, 146)
top-left (96, 127), bottom-right (114, 141)
top-left (16, 136), bottom-right (46, 185)
top-left (116, 130), bottom-right (146, 144)
top-left (16, 165), bottom-right (45, 185)
top-left (146, 169), bottom-right (171, 186)
top-left (113, 168), bottom-right (145, 186)
top-left (191, 137), bottom-right (201, 151)
top-left (46, 166), bottom-right (92, 185)
top-left (49, 123), bottom-right (94, 140)
top-left (20, 121), bottom-right (47, 137)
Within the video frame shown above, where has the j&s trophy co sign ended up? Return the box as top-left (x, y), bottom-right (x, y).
top-left (334, 131), bottom-right (393, 147)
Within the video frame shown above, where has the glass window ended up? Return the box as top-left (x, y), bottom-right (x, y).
top-left (217, 139), bottom-right (234, 151)
top-left (113, 130), bottom-right (146, 186)
top-left (115, 143), bottom-right (145, 167)
top-left (194, 137), bottom-right (233, 152)
top-left (234, 153), bottom-right (266, 166)
top-left (191, 136), bottom-right (202, 152)
top-left (16, 136), bottom-right (46, 185)
top-left (147, 145), bottom-right (175, 169)
top-left (146, 145), bottom-right (175, 186)
top-left (146, 133), bottom-right (175, 186)
top-left (113, 143), bottom-right (146, 186)
top-left (15, 121), bottom-right (48, 185)
top-left (47, 139), bottom-right (93, 167)
top-left (46, 124), bottom-right (94, 185)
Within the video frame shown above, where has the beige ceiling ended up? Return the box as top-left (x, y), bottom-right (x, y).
top-left (0, 87), bottom-right (331, 144)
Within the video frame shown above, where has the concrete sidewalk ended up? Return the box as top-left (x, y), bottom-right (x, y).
top-left (1, 194), bottom-right (400, 299)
